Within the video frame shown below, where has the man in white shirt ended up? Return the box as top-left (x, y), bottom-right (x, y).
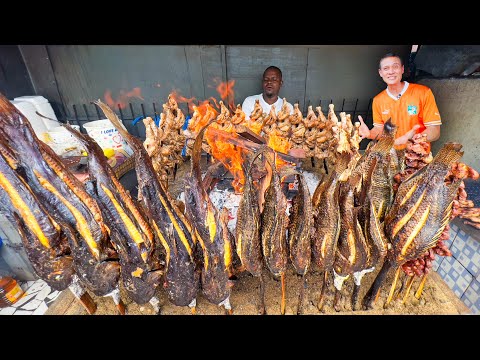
top-left (241, 66), bottom-right (294, 119)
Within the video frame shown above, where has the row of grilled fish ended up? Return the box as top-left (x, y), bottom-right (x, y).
top-left (0, 89), bottom-right (464, 313)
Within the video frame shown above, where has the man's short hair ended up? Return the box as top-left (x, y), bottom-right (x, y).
top-left (378, 53), bottom-right (403, 69)
top-left (263, 66), bottom-right (282, 79)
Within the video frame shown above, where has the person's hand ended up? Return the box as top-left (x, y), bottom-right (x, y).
top-left (394, 124), bottom-right (421, 146)
top-left (357, 115), bottom-right (370, 140)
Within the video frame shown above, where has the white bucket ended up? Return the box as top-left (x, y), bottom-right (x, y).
top-left (82, 119), bottom-right (133, 156)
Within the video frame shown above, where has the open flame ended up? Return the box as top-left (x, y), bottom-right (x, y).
top-left (104, 87), bottom-right (144, 109)
top-left (213, 78), bottom-right (236, 112)
top-left (206, 132), bottom-right (246, 194)
top-left (267, 133), bottom-right (291, 168)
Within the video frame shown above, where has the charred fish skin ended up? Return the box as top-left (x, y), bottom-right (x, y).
top-left (0, 153), bottom-right (74, 291)
top-left (288, 171), bottom-right (312, 276)
top-left (261, 152), bottom-right (289, 278)
top-left (66, 125), bottom-right (161, 304)
top-left (385, 143), bottom-right (464, 264)
top-left (184, 118), bottom-right (232, 306)
top-left (351, 119), bottom-right (397, 221)
top-left (235, 155), bottom-right (263, 277)
top-left (94, 100), bottom-right (200, 307)
top-left (333, 181), bottom-right (365, 277)
top-left (0, 96), bottom-right (122, 296)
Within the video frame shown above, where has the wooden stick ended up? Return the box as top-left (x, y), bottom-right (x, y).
top-left (77, 292), bottom-right (97, 315)
top-left (281, 272), bottom-right (286, 315)
top-left (414, 273), bottom-right (428, 299)
top-left (402, 276), bottom-right (415, 304)
top-left (384, 267), bottom-right (401, 308)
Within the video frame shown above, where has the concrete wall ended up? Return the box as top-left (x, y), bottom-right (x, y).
top-left (418, 78), bottom-right (480, 171)
top-left (18, 45), bottom-right (411, 138)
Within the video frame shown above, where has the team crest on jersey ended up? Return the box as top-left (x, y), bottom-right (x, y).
top-left (407, 105), bottom-right (418, 115)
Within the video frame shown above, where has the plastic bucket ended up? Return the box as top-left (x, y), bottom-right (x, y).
top-left (82, 119), bottom-right (133, 156)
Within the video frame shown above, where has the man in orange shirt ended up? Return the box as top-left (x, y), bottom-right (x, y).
top-left (357, 52), bottom-right (441, 150)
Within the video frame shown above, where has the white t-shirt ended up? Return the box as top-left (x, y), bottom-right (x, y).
top-left (241, 94), bottom-right (294, 120)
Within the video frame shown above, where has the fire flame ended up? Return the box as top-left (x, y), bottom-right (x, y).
top-left (104, 87), bottom-right (144, 109)
top-left (267, 133), bottom-right (291, 168)
top-left (213, 78), bottom-right (236, 112)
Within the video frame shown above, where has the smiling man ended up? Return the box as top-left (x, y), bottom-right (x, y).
top-left (241, 66), bottom-right (293, 120)
top-left (357, 52), bottom-right (442, 150)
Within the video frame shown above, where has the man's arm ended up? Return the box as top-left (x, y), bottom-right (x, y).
top-left (423, 125), bottom-right (440, 142)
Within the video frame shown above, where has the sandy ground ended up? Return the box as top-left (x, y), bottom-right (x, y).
top-left (46, 265), bottom-right (470, 315)
top-left (45, 157), bottom-right (471, 315)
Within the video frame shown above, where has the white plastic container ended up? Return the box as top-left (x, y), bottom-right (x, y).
top-left (82, 119), bottom-right (133, 156)
top-left (13, 95), bottom-right (60, 130)
top-left (44, 125), bottom-right (83, 156)
top-left (10, 100), bottom-right (49, 141)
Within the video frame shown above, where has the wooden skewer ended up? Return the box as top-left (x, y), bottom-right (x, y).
top-left (414, 273), bottom-right (428, 299)
top-left (402, 276), bottom-right (416, 304)
top-left (384, 267), bottom-right (401, 308)
top-left (281, 272), bottom-right (286, 315)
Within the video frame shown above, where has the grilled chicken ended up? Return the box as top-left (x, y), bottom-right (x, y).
top-left (363, 142), bottom-right (464, 309)
top-left (0, 94), bottom-right (120, 296)
top-left (94, 100), bottom-right (200, 312)
top-left (261, 149), bottom-right (289, 315)
top-left (65, 125), bottom-right (163, 308)
top-left (184, 118), bottom-right (234, 314)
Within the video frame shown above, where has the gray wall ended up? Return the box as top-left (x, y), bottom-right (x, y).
top-left (19, 45), bottom-right (410, 139)
top-left (0, 45), bottom-right (34, 99)
top-left (419, 78), bottom-right (480, 171)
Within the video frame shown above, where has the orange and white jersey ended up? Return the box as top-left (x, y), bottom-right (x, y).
top-left (372, 82), bottom-right (442, 149)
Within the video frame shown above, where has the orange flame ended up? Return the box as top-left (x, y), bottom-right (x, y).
top-left (267, 133), bottom-right (291, 168)
top-left (214, 78), bottom-right (236, 111)
top-left (206, 128), bottom-right (245, 194)
top-left (104, 87), bottom-right (144, 109)
top-left (170, 90), bottom-right (197, 114)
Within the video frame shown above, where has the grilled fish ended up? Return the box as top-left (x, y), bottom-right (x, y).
top-left (261, 149), bottom-right (289, 314)
top-left (285, 167), bottom-right (313, 314)
top-left (65, 125), bottom-right (163, 305)
top-left (235, 151), bottom-right (265, 313)
top-left (94, 101), bottom-right (199, 310)
top-left (185, 118), bottom-right (233, 313)
top-left (363, 142), bottom-right (464, 309)
top-left (311, 151), bottom-right (351, 311)
top-left (0, 142), bottom-right (74, 290)
top-left (0, 94), bottom-right (119, 296)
